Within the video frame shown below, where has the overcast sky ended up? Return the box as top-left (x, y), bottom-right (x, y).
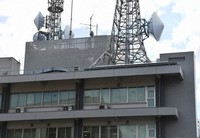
top-left (0, 0), bottom-right (200, 117)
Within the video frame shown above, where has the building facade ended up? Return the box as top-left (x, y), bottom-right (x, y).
top-left (0, 36), bottom-right (197, 138)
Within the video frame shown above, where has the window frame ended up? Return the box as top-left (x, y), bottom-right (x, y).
top-left (59, 90), bottom-right (76, 105)
top-left (110, 87), bottom-right (127, 103)
top-left (128, 86), bottom-right (146, 103)
top-left (147, 87), bottom-right (156, 107)
top-left (84, 89), bottom-right (100, 104)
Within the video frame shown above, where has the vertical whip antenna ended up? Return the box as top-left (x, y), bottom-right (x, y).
top-left (69, 0), bottom-right (73, 39)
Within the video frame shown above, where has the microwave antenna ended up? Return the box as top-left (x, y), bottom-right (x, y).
top-left (90, 0), bottom-right (164, 67)
top-left (33, 0), bottom-right (64, 41)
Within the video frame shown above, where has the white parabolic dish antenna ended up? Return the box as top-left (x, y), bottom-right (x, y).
top-left (148, 12), bottom-right (164, 41)
top-left (33, 32), bottom-right (47, 41)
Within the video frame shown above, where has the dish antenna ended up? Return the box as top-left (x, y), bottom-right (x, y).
top-left (33, 0), bottom-right (64, 41)
top-left (33, 32), bottom-right (47, 41)
top-left (34, 12), bottom-right (45, 31)
top-left (148, 12), bottom-right (164, 41)
top-left (90, 0), bottom-right (164, 68)
top-left (33, 12), bottom-right (47, 41)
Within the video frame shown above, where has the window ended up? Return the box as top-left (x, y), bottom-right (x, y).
top-left (128, 87), bottom-right (145, 102)
top-left (23, 129), bottom-right (36, 138)
top-left (51, 92), bottom-right (58, 105)
top-left (84, 90), bottom-right (100, 104)
top-left (101, 126), bottom-right (117, 138)
top-left (119, 125), bottom-right (147, 138)
top-left (101, 89), bottom-right (110, 104)
top-left (40, 128), bottom-right (47, 138)
top-left (147, 87), bottom-right (155, 107)
top-left (58, 128), bottom-right (65, 138)
top-left (47, 127), bottom-right (72, 138)
top-left (27, 93), bottom-right (34, 106)
top-left (138, 125), bottom-right (146, 138)
top-left (18, 94), bottom-right (26, 107)
top-left (43, 92), bottom-right (58, 106)
top-left (10, 94), bottom-right (18, 108)
top-left (83, 86), bottom-right (155, 106)
top-left (34, 93), bottom-right (42, 106)
top-left (48, 128), bottom-right (56, 138)
top-left (7, 129), bottom-right (36, 138)
top-left (83, 124), bottom-right (153, 138)
top-left (60, 91), bottom-right (75, 105)
top-left (10, 94), bottom-right (26, 108)
top-left (26, 93), bottom-right (42, 107)
top-left (83, 126), bottom-right (99, 138)
top-left (119, 125), bottom-right (136, 138)
top-left (110, 88), bottom-right (127, 103)
top-left (57, 127), bottom-right (71, 138)
top-left (14, 129), bottom-right (22, 138)
top-left (68, 91), bottom-right (75, 104)
top-left (43, 92), bottom-right (52, 105)
top-left (9, 90), bottom-right (76, 109)
top-left (7, 128), bottom-right (71, 138)
top-left (7, 130), bottom-right (14, 138)
top-left (148, 124), bottom-right (156, 138)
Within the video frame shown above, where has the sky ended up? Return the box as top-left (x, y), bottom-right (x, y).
top-left (0, 0), bottom-right (200, 117)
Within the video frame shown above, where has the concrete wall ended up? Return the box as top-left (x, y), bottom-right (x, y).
top-left (24, 35), bottom-right (110, 74)
top-left (84, 76), bottom-right (155, 89)
top-left (10, 80), bottom-right (76, 93)
top-left (7, 119), bottom-right (74, 129)
top-left (160, 52), bottom-right (197, 138)
top-left (0, 57), bottom-right (20, 76)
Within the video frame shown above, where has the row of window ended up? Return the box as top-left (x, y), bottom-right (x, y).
top-left (6, 124), bottom-right (156, 138)
top-left (84, 86), bottom-right (155, 107)
top-left (7, 127), bottom-right (72, 138)
top-left (9, 91), bottom-right (75, 109)
top-left (84, 124), bottom-right (156, 138)
top-left (7, 86), bottom-right (155, 109)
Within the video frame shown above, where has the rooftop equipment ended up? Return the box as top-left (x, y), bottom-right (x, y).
top-left (90, 0), bottom-right (164, 68)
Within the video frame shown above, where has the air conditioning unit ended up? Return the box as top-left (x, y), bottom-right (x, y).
top-left (74, 65), bottom-right (80, 71)
top-left (63, 106), bottom-right (74, 111)
top-left (99, 105), bottom-right (105, 109)
top-left (106, 104), bottom-right (111, 109)
top-left (16, 107), bottom-right (25, 113)
top-left (99, 104), bottom-right (111, 109)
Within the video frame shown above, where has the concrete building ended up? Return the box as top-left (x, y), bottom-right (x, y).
top-left (0, 35), bottom-right (197, 138)
top-left (0, 57), bottom-right (20, 76)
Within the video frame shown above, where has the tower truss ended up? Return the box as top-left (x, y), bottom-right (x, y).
top-left (90, 0), bottom-right (150, 67)
top-left (46, 0), bottom-right (64, 40)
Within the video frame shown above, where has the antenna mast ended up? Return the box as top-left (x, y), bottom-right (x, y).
top-left (69, 0), bottom-right (73, 39)
top-left (46, 0), bottom-right (64, 40)
top-left (90, 0), bottom-right (151, 67)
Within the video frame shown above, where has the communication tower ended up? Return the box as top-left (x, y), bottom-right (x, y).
top-left (90, 0), bottom-right (164, 67)
top-left (46, 0), bottom-right (64, 40)
top-left (33, 0), bottom-right (64, 41)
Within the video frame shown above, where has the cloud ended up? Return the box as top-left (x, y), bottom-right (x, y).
top-left (0, 16), bottom-right (9, 24)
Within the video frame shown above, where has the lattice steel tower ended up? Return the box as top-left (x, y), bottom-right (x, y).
top-left (46, 0), bottom-right (64, 40)
top-left (90, 0), bottom-right (153, 67)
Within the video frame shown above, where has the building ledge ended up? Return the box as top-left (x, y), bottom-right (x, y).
top-left (0, 62), bottom-right (183, 83)
top-left (0, 107), bottom-right (178, 122)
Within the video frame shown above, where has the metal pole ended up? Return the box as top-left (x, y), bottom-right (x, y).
top-left (69, 0), bottom-right (73, 39)
top-left (90, 14), bottom-right (94, 36)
